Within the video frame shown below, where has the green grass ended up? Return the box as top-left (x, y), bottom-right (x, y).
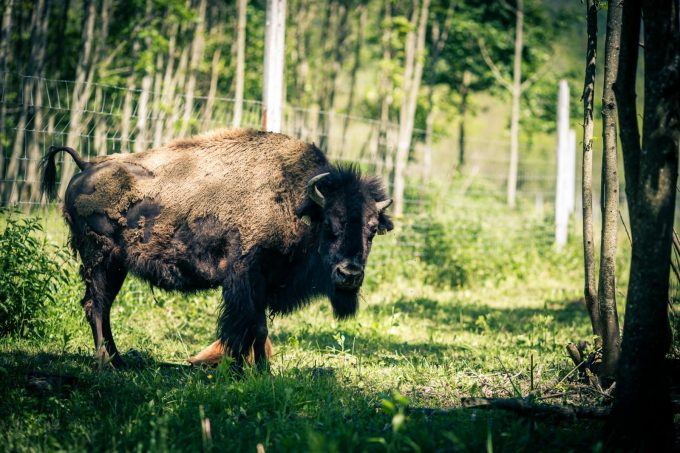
top-left (0, 203), bottom-right (620, 452)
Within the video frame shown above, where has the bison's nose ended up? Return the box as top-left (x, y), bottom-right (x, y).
top-left (333, 260), bottom-right (364, 289)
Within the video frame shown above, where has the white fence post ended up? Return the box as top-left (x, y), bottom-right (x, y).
top-left (262, 0), bottom-right (286, 132)
top-left (555, 79), bottom-right (573, 249)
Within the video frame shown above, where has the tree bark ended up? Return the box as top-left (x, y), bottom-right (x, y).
top-left (458, 70), bottom-right (470, 169)
top-left (581, 0), bottom-right (602, 341)
top-left (154, 23), bottom-right (178, 147)
top-left (608, 0), bottom-right (679, 449)
top-left (25, 0), bottom-right (52, 204)
top-left (2, 0), bottom-right (49, 204)
top-left (134, 0), bottom-right (154, 153)
top-left (341, 5), bottom-right (367, 149)
top-left (393, 0), bottom-right (430, 216)
top-left (597, 0), bottom-right (622, 381)
top-left (165, 44), bottom-right (189, 139)
top-left (376, 0), bottom-right (393, 180)
top-left (0, 0), bottom-right (15, 182)
top-left (317, 1), bottom-right (349, 152)
top-left (202, 47), bottom-right (221, 127)
top-left (179, 0), bottom-right (207, 137)
top-left (506, 0), bottom-right (523, 208)
top-left (58, 0), bottom-right (97, 198)
top-left (232, 0), bottom-right (247, 128)
top-left (93, 0), bottom-right (111, 157)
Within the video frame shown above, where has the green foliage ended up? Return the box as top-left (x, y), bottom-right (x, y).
top-left (366, 177), bottom-right (564, 292)
top-left (0, 212), bottom-right (69, 338)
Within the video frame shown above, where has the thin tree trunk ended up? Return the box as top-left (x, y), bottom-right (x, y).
top-left (93, 86), bottom-right (106, 154)
top-left (133, 0), bottom-right (154, 152)
top-left (341, 5), bottom-right (367, 148)
top-left (2, 0), bottom-right (47, 204)
top-left (421, 4), bottom-right (452, 181)
top-left (581, 0), bottom-right (602, 341)
top-left (179, 0), bottom-right (207, 137)
top-left (393, 0), bottom-right (430, 216)
top-left (202, 47), bottom-right (221, 127)
top-left (506, 0), bottom-right (523, 208)
top-left (232, 0), bottom-right (247, 128)
top-left (608, 0), bottom-right (679, 448)
top-left (24, 0), bottom-right (52, 204)
top-left (165, 45), bottom-right (189, 138)
top-left (458, 70), bottom-right (470, 169)
top-left (154, 23), bottom-right (177, 147)
top-left (317, 1), bottom-right (349, 152)
top-left (150, 52), bottom-right (164, 148)
top-left (93, 0), bottom-right (111, 156)
top-left (58, 0), bottom-right (97, 198)
top-left (376, 0), bottom-right (393, 180)
top-left (597, 0), bottom-right (622, 381)
top-left (0, 0), bottom-right (15, 182)
top-left (119, 76), bottom-right (135, 152)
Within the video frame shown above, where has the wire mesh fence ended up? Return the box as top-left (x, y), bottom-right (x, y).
top-left (0, 72), bottom-right (560, 253)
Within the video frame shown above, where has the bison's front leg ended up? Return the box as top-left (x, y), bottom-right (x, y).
top-left (218, 279), bottom-right (270, 372)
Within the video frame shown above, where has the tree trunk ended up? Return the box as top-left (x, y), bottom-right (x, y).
top-left (24, 0), bottom-right (50, 204)
top-left (165, 45), bottom-right (189, 139)
top-left (2, 0), bottom-right (48, 204)
top-left (458, 70), bottom-right (470, 170)
top-left (134, 0), bottom-right (154, 153)
top-left (232, 0), bottom-right (247, 128)
top-left (317, 1), bottom-right (349, 152)
top-left (58, 0), bottom-right (97, 198)
top-left (376, 0), bottom-right (393, 180)
top-left (597, 0), bottom-right (622, 381)
top-left (506, 0), bottom-right (523, 208)
top-left (154, 23), bottom-right (178, 147)
top-left (0, 0), bottom-right (15, 182)
top-left (179, 0), bottom-right (207, 137)
top-left (202, 47), bottom-right (221, 127)
top-left (150, 51), bottom-right (164, 148)
top-left (581, 0), bottom-right (602, 341)
top-left (608, 0), bottom-right (679, 449)
top-left (341, 5), bottom-right (367, 149)
top-left (421, 4), bottom-right (452, 181)
top-left (93, 0), bottom-right (111, 156)
top-left (393, 0), bottom-right (430, 216)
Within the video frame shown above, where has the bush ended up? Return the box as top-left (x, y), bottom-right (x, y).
top-left (0, 211), bottom-right (68, 338)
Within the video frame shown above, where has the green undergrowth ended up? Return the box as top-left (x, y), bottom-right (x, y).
top-left (0, 203), bottom-right (633, 451)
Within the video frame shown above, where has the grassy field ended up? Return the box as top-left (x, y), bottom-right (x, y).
top-left (0, 203), bottom-right (625, 452)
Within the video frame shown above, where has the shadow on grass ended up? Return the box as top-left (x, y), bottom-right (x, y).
top-left (270, 297), bottom-right (590, 363)
top-left (384, 296), bottom-right (590, 332)
top-left (0, 343), bottom-right (601, 451)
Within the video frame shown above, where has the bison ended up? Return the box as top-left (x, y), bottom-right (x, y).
top-left (41, 128), bottom-right (393, 369)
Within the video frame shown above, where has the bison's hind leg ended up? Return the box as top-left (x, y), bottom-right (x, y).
top-left (80, 259), bottom-right (127, 368)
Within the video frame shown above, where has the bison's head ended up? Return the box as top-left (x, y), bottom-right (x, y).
top-left (296, 166), bottom-right (393, 318)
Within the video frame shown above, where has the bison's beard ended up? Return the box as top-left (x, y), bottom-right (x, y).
top-left (330, 288), bottom-right (359, 319)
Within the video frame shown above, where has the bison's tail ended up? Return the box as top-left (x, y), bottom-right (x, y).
top-left (40, 146), bottom-right (90, 201)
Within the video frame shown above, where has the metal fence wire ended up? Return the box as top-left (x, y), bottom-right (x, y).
top-left (0, 72), bottom-right (559, 254)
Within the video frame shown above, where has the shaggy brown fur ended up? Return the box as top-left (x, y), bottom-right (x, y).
top-left (41, 128), bottom-right (393, 369)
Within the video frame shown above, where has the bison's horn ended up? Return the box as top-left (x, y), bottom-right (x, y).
top-left (307, 172), bottom-right (329, 207)
top-left (376, 198), bottom-right (393, 212)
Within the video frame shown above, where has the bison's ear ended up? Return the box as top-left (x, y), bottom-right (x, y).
top-left (295, 198), bottom-right (323, 224)
top-left (376, 199), bottom-right (394, 234)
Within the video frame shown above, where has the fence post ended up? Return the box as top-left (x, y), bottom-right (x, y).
top-left (555, 79), bottom-right (573, 249)
top-left (262, 0), bottom-right (286, 132)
